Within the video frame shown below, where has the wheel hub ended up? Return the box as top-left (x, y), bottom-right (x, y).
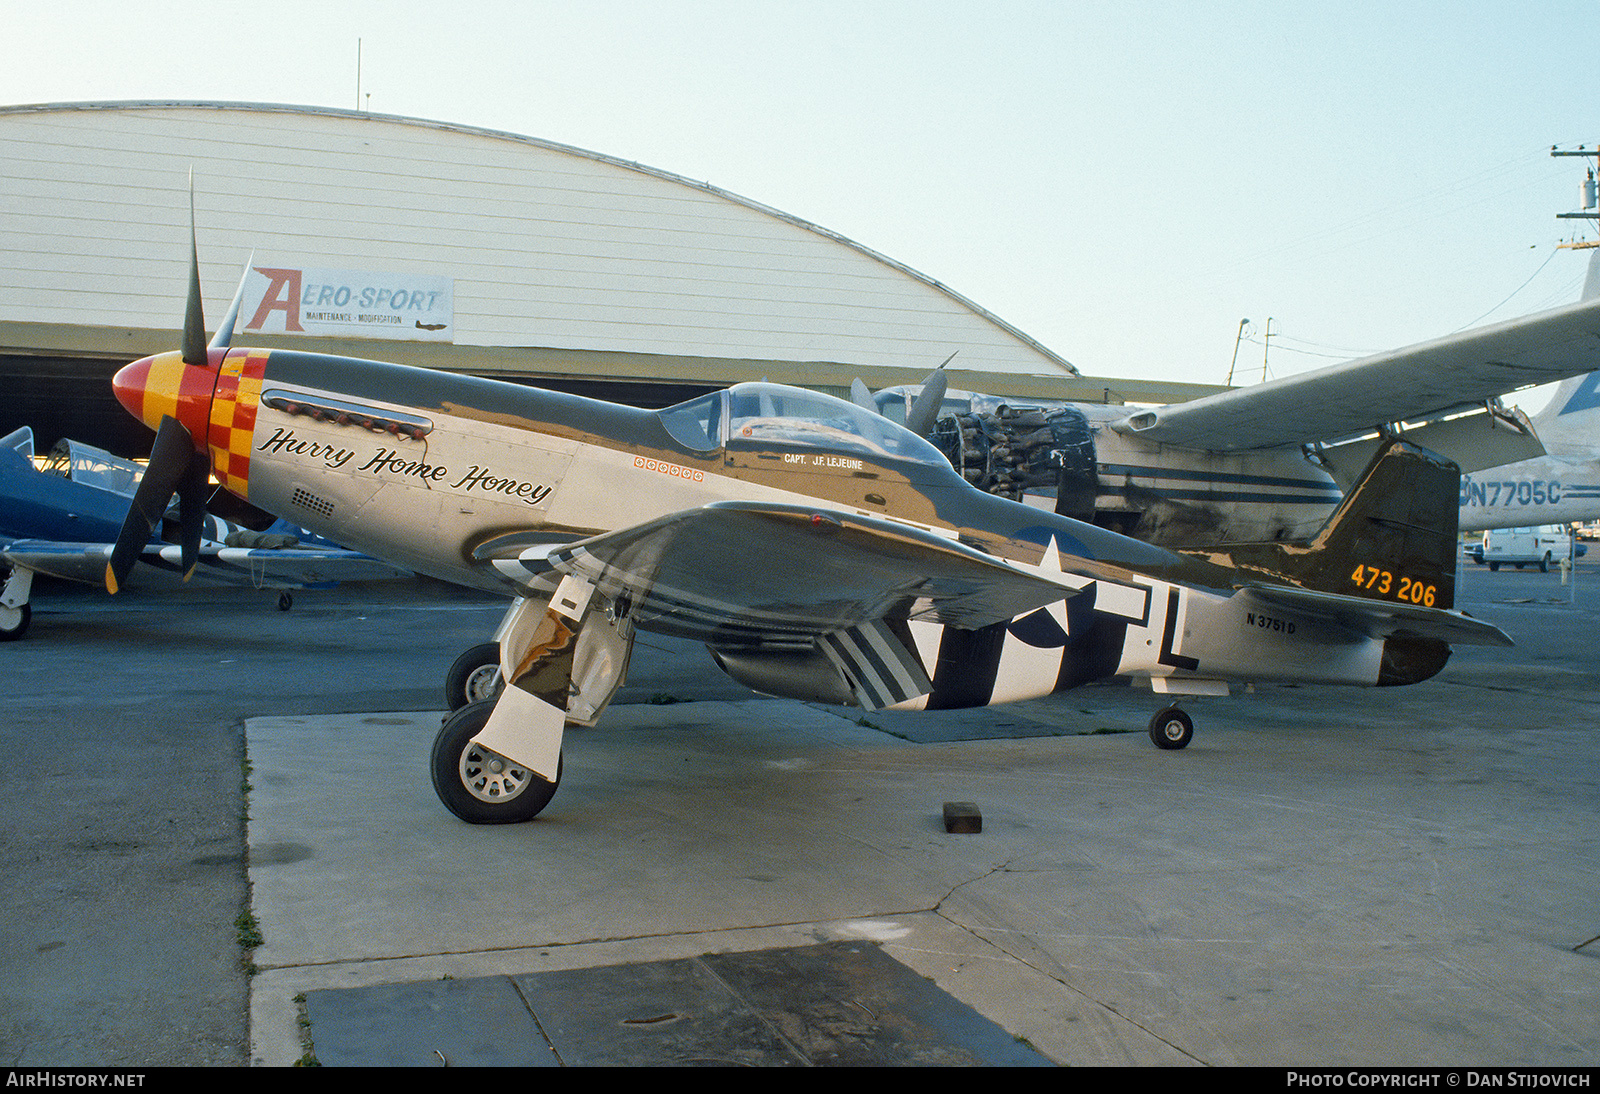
top-left (464, 663), bottom-right (502, 703)
top-left (460, 742), bottom-right (529, 803)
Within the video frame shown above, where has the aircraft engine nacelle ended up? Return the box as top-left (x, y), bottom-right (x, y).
top-left (929, 404), bottom-right (1097, 520)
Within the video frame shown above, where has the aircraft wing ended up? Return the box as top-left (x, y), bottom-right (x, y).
top-left (540, 501), bottom-right (1092, 645)
top-left (1115, 296), bottom-right (1600, 451)
top-left (1239, 583), bottom-right (1512, 646)
top-left (1, 540), bottom-right (408, 589)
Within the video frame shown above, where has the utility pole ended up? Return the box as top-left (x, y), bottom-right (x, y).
top-left (1552, 144), bottom-right (1599, 249)
top-left (1226, 318), bottom-right (1249, 385)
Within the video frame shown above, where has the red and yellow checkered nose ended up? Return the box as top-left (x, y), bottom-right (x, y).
top-left (112, 347), bottom-right (268, 499)
top-left (112, 349), bottom-right (218, 444)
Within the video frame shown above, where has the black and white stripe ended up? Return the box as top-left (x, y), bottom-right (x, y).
top-left (817, 621), bottom-right (931, 710)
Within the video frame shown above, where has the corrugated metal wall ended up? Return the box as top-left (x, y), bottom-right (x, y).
top-left (0, 101), bottom-right (1076, 380)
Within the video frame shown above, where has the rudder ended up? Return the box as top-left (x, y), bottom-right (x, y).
top-left (1298, 439), bottom-right (1462, 611)
top-left (1197, 439), bottom-right (1463, 612)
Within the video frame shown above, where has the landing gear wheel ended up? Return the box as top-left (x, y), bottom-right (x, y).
top-left (1148, 706), bottom-right (1194, 750)
top-left (0, 602), bottom-right (30, 641)
top-left (430, 700), bottom-right (561, 824)
top-left (445, 642), bottom-right (503, 711)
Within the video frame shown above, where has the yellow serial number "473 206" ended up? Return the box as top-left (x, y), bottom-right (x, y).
top-left (1350, 565), bottom-right (1436, 607)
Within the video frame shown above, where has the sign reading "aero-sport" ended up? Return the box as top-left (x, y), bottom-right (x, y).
top-left (241, 263), bottom-right (455, 342)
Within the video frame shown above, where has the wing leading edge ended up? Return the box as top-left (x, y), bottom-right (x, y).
top-left (1115, 295), bottom-right (1600, 452)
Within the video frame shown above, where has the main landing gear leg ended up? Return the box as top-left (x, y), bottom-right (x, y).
top-left (431, 582), bottom-right (587, 824)
top-left (1148, 705), bottom-right (1194, 750)
top-left (430, 577), bottom-right (633, 824)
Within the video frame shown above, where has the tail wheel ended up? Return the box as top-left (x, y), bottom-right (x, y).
top-left (1148, 706), bottom-right (1194, 750)
top-left (430, 700), bottom-right (560, 824)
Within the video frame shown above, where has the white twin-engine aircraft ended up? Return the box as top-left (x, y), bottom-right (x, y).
top-left (868, 251), bottom-right (1600, 546)
top-left (106, 231), bottom-right (1541, 825)
top-left (1457, 369), bottom-right (1600, 531)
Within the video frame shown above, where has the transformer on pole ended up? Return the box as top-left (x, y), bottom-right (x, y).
top-left (1552, 144), bottom-right (1600, 249)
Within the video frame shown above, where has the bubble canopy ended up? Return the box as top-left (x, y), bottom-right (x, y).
top-left (658, 382), bottom-right (949, 466)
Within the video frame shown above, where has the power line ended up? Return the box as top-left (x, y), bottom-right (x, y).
top-left (1451, 245), bottom-right (1562, 332)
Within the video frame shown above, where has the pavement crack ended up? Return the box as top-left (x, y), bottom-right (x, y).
top-left (933, 859), bottom-right (1212, 1066)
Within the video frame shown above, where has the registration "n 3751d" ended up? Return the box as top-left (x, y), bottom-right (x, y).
top-left (1245, 612), bottom-right (1296, 634)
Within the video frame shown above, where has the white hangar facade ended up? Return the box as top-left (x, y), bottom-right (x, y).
top-left (0, 100), bottom-right (1219, 455)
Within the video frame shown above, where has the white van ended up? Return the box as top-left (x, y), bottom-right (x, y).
top-left (1478, 525), bottom-right (1574, 572)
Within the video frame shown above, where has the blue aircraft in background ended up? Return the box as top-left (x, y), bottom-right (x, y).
top-left (0, 426), bottom-right (406, 639)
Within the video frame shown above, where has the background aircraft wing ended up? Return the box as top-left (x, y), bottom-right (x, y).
top-left (1115, 295), bottom-right (1600, 451)
top-left (542, 501), bottom-right (1090, 645)
top-left (2, 540), bottom-right (408, 590)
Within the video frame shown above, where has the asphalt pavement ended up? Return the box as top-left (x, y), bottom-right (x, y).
top-left (2, 559), bottom-right (1598, 1067)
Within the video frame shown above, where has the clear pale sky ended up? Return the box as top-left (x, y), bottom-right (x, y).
top-left (6, 1), bottom-right (1598, 401)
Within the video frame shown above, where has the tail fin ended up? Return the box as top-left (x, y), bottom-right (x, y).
top-left (1530, 370), bottom-right (1600, 450)
top-left (1204, 440), bottom-right (1462, 611)
top-left (1530, 250), bottom-right (1600, 449)
top-left (1295, 440), bottom-right (1462, 610)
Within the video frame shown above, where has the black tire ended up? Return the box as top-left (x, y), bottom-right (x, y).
top-left (0, 602), bottom-right (30, 641)
top-left (1540, 553), bottom-right (1551, 573)
top-left (1489, 562), bottom-right (1500, 571)
top-left (430, 700), bottom-right (560, 824)
top-left (444, 641), bottom-right (503, 711)
top-left (1148, 706), bottom-right (1194, 750)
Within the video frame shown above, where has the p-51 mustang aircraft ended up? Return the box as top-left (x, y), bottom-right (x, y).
top-left (103, 212), bottom-right (1513, 825)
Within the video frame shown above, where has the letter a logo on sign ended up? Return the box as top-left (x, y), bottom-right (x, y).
top-left (246, 267), bottom-right (306, 332)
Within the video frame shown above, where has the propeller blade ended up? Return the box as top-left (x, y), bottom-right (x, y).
top-left (209, 252), bottom-right (253, 352)
top-left (203, 487), bottom-right (280, 533)
top-left (177, 449), bottom-right (213, 579)
top-left (904, 351), bottom-right (957, 437)
top-left (182, 172), bottom-right (208, 366)
top-left (850, 378), bottom-right (876, 412)
top-left (105, 416), bottom-right (198, 594)
top-left (905, 367), bottom-right (949, 438)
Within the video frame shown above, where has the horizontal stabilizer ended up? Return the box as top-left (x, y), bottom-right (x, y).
top-left (1241, 583), bottom-right (1511, 647)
